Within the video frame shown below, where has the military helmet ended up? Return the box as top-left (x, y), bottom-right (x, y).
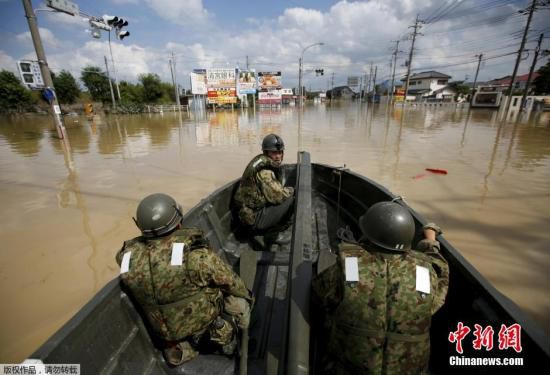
top-left (262, 134), bottom-right (285, 152)
top-left (359, 201), bottom-right (415, 251)
top-left (134, 193), bottom-right (183, 238)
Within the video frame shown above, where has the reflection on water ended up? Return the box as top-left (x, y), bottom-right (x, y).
top-left (0, 105), bottom-right (549, 361)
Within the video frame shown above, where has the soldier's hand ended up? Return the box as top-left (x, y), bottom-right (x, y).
top-left (285, 186), bottom-right (295, 196)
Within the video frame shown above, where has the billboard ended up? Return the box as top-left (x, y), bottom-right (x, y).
top-left (207, 88), bottom-right (237, 104)
top-left (238, 69), bottom-right (257, 94)
top-left (206, 68), bottom-right (237, 104)
top-left (206, 68), bottom-right (236, 88)
top-left (190, 69), bottom-right (207, 95)
top-left (258, 91), bottom-right (282, 105)
top-left (258, 71), bottom-right (282, 90)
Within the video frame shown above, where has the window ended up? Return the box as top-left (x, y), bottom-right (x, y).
top-left (410, 81), bottom-right (416, 85)
top-left (437, 80), bottom-right (447, 85)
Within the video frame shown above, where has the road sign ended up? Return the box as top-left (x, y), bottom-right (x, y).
top-left (17, 60), bottom-right (44, 89)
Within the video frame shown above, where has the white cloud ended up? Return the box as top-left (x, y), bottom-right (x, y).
top-left (0, 50), bottom-right (18, 73)
top-left (111, 0), bottom-right (139, 4)
top-left (144, 0), bottom-right (209, 27)
top-left (16, 27), bottom-right (62, 49)
top-left (4, 0), bottom-right (537, 90)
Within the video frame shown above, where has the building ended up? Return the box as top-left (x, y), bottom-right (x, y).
top-left (488, 73), bottom-right (540, 93)
top-left (326, 86), bottom-right (356, 99)
top-left (403, 71), bottom-right (454, 99)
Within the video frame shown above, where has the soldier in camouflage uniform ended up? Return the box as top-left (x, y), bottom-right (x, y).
top-left (312, 201), bottom-right (449, 375)
top-left (116, 193), bottom-right (253, 366)
top-left (234, 134), bottom-right (295, 232)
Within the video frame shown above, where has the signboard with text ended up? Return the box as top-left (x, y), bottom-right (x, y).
top-left (190, 69), bottom-right (207, 95)
top-left (258, 91), bottom-right (282, 105)
top-left (206, 68), bottom-right (237, 104)
top-left (17, 60), bottom-right (44, 89)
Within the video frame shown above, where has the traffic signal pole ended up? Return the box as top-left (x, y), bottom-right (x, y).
top-left (22, 0), bottom-right (66, 140)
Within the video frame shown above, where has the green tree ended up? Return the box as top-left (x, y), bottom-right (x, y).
top-left (138, 73), bottom-right (164, 103)
top-left (0, 70), bottom-right (35, 112)
top-left (53, 70), bottom-right (80, 104)
top-left (119, 80), bottom-right (144, 103)
top-left (533, 60), bottom-right (550, 95)
top-left (80, 66), bottom-right (111, 102)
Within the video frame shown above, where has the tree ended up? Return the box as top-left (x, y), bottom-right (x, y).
top-left (0, 70), bottom-right (35, 112)
top-left (53, 70), bottom-right (80, 104)
top-left (80, 66), bottom-right (111, 102)
top-left (533, 60), bottom-right (550, 95)
top-left (138, 73), bottom-right (164, 103)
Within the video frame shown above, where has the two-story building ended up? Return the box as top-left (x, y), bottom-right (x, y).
top-left (403, 71), bottom-right (455, 100)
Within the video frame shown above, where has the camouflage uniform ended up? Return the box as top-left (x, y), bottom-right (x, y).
top-left (233, 154), bottom-right (294, 226)
top-left (116, 228), bottom-right (252, 363)
top-left (312, 238), bottom-right (449, 375)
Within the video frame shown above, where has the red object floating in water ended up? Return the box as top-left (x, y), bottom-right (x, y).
top-left (425, 168), bottom-right (448, 175)
top-left (412, 173), bottom-right (427, 179)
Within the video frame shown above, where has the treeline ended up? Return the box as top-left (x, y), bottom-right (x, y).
top-left (0, 66), bottom-right (180, 113)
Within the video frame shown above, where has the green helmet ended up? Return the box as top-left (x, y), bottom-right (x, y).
top-left (359, 201), bottom-right (415, 251)
top-left (262, 134), bottom-right (285, 152)
top-left (134, 193), bottom-right (183, 238)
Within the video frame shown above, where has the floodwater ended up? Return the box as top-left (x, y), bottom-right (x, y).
top-left (0, 103), bottom-right (549, 361)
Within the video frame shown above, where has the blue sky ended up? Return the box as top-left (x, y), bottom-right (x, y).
top-left (0, 0), bottom-right (548, 90)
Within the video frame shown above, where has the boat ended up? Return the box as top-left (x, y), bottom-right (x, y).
top-left (28, 152), bottom-right (550, 374)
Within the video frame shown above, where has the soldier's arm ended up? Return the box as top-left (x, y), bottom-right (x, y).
top-left (256, 169), bottom-right (294, 204)
top-left (201, 250), bottom-right (253, 302)
top-left (311, 263), bottom-right (343, 312)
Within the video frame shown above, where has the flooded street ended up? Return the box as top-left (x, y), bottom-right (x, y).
top-left (1, 103), bottom-right (549, 361)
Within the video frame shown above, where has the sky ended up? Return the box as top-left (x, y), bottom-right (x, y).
top-left (0, 0), bottom-right (549, 91)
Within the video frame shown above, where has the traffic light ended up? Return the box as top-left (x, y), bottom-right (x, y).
top-left (102, 15), bottom-right (119, 27)
top-left (118, 30), bottom-right (130, 40)
top-left (315, 69), bottom-right (324, 76)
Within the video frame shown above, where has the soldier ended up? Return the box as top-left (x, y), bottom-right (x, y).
top-left (233, 133), bottom-right (295, 232)
top-left (312, 201), bottom-right (449, 375)
top-left (116, 193), bottom-right (253, 366)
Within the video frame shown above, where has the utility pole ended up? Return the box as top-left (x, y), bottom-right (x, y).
top-left (390, 40), bottom-right (400, 104)
top-left (22, 0), bottom-right (66, 139)
top-left (108, 31), bottom-right (122, 100)
top-left (470, 54), bottom-right (483, 103)
top-left (246, 55), bottom-right (249, 70)
top-left (404, 15), bottom-right (423, 101)
top-left (169, 52), bottom-right (181, 110)
top-left (521, 33), bottom-right (544, 111)
top-left (104, 55), bottom-right (116, 108)
top-left (372, 65), bottom-right (378, 100)
top-left (330, 72), bottom-right (335, 102)
top-left (505, 0), bottom-right (536, 113)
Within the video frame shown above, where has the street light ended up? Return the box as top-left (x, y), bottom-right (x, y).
top-left (298, 42), bottom-right (323, 107)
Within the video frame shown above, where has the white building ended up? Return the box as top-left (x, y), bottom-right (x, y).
top-left (404, 71), bottom-right (455, 100)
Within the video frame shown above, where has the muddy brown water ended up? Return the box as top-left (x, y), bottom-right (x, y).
top-left (1, 103), bottom-right (549, 361)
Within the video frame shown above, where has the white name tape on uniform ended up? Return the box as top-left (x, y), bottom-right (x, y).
top-left (171, 242), bottom-right (185, 266)
top-left (345, 257), bottom-right (360, 282)
top-left (416, 265), bottom-right (431, 294)
top-left (120, 252), bottom-right (131, 274)
top-left (252, 159), bottom-right (262, 168)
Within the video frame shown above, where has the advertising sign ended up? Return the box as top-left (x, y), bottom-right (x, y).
top-left (207, 87), bottom-right (237, 104)
top-left (206, 68), bottom-right (236, 89)
top-left (238, 69), bottom-right (257, 94)
top-left (280, 88), bottom-right (293, 96)
top-left (190, 69), bottom-right (207, 95)
top-left (258, 91), bottom-right (282, 105)
top-left (258, 71), bottom-right (282, 90)
top-left (206, 68), bottom-right (237, 104)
